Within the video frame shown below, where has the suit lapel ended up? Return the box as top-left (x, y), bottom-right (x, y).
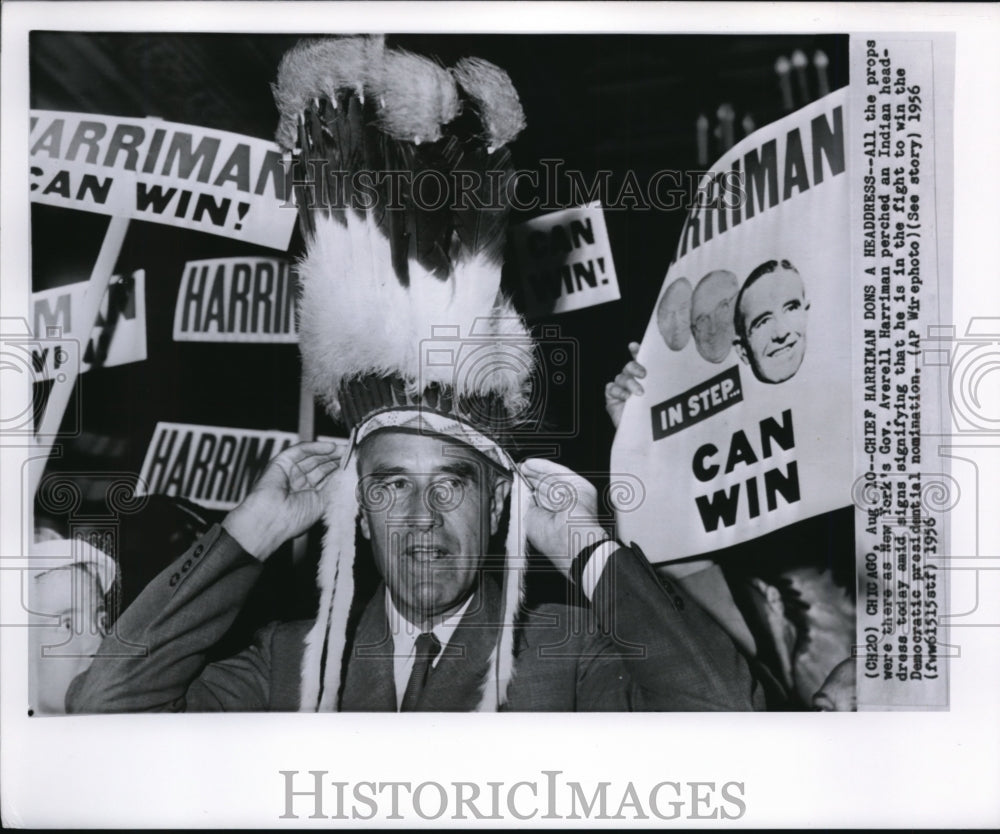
top-left (340, 587), bottom-right (397, 711)
top-left (418, 577), bottom-right (501, 712)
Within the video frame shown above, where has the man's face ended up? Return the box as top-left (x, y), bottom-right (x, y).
top-left (691, 270), bottom-right (739, 363)
top-left (357, 431), bottom-right (509, 629)
top-left (656, 277), bottom-right (692, 351)
top-left (29, 565), bottom-right (106, 713)
top-left (736, 268), bottom-right (809, 383)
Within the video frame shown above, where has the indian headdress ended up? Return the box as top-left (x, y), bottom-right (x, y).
top-left (273, 36), bottom-right (533, 711)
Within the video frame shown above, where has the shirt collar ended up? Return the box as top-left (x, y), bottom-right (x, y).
top-left (384, 589), bottom-right (473, 662)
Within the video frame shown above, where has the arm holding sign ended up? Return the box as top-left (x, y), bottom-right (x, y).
top-left (519, 458), bottom-right (764, 710)
top-left (67, 442), bottom-right (343, 713)
top-left (602, 340), bottom-right (768, 692)
top-left (605, 341), bottom-right (647, 429)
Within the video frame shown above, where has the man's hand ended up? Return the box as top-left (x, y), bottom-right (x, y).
top-left (604, 341), bottom-right (647, 429)
top-left (222, 440), bottom-right (344, 560)
top-left (518, 458), bottom-right (609, 577)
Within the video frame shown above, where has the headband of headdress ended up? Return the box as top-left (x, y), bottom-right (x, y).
top-left (273, 35), bottom-right (531, 711)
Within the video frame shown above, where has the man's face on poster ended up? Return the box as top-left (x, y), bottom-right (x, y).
top-left (357, 431), bottom-right (509, 628)
top-left (691, 270), bottom-right (739, 363)
top-left (656, 277), bottom-right (693, 351)
top-left (736, 267), bottom-right (810, 384)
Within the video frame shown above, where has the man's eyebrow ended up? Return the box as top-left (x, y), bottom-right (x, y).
top-left (438, 461), bottom-right (479, 479)
top-left (748, 310), bottom-right (772, 330)
top-left (367, 461), bottom-right (481, 478)
top-left (369, 465), bottom-right (407, 478)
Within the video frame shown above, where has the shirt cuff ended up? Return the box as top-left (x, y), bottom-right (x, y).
top-left (578, 539), bottom-right (620, 600)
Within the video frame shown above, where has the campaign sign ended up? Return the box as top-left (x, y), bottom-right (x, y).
top-left (136, 423), bottom-right (348, 510)
top-left (173, 257), bottom-right (299, 343)
top-left (29, 110), bottom-right (297, 250)
top-left (31, 270), bottom-right (147, 379)
top-left (612, 90), bottom-right (852, 562)
top-left (511, 202), bottom-right (621, 317)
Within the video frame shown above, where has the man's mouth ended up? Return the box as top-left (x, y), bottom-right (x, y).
top-left (406, 544), bottom-right (447, 562)
top-left (767, 338), bottom-right (798, 358)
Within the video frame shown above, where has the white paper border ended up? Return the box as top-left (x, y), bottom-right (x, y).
top-left (2, 2), bottom-right (998, 828)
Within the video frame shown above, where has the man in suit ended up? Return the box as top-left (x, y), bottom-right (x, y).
top-left (68, 429), bottom-right (764, 712)
top-left (68, 36), bottom-right (764, 713)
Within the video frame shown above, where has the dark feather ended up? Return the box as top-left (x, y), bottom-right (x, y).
top-left (451, 144), bottom-right (514, 266)
top-left (289, 49), bottom-right (518, 286)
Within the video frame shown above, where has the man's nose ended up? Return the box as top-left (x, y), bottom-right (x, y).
top-left (772, 314), bottom-right (792, 340)
top-left (405, 486), bottom-right (441, 529)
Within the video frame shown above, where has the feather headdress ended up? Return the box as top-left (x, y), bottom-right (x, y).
top-left (273, 36), bottom-right (531, 712)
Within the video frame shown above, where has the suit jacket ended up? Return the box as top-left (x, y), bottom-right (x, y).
top-left (68, 525), bottom-right (764, 712)
top-left (341, 576), bottom-right (634, 711)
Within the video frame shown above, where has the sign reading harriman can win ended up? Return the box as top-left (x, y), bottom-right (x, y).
top-left (29, 110), bottom-right (297, 250)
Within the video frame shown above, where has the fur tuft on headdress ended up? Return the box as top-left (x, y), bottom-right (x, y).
top-left (273, 36), bottom-right (385, 150)
top-left (451, 58), bottom-right (527, 152)
top-left (369, 48), bottom-right (460, 144)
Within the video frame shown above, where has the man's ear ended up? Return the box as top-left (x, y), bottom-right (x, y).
top-left (490, 476), bottom-right (512, 536)
top-left (735, 339), bottom-right (749, 365)
top-left (354, 482), bottom-right (373, 540)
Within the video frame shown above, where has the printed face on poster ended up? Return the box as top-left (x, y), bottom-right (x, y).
top-left (612, 90), bottom-right (852, 562)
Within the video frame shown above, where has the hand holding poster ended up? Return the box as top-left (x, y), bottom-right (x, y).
top-left (612, 90), bottom-right (852, 561)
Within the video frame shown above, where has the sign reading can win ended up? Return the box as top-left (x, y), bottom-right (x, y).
top-left (511, 202), bottom-right (620, 317)
top-left (29, 110), bottom-right (297, 250)
top-left (136, 423), bottom-right (348, 510)
top-left (173, 257), bottom-right (299, 342)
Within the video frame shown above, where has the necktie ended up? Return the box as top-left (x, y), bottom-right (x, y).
top-left (400, 632), bottom-right (441, 712)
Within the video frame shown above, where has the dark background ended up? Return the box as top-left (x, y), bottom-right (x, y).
top-left (28, 32), bottom-right (851, 633)
top-left (30, 31), bottom-right (848, 478)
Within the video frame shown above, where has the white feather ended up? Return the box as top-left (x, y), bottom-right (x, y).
top-left (475, 469), bottom-right (527, 710)
top-left (299, 464), bottom-right (359, 711)
top-left (297, 212), bottom-right (532, 420)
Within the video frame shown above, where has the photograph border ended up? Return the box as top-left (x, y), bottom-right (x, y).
top-left (2, 2), bottom-right (998, 828)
